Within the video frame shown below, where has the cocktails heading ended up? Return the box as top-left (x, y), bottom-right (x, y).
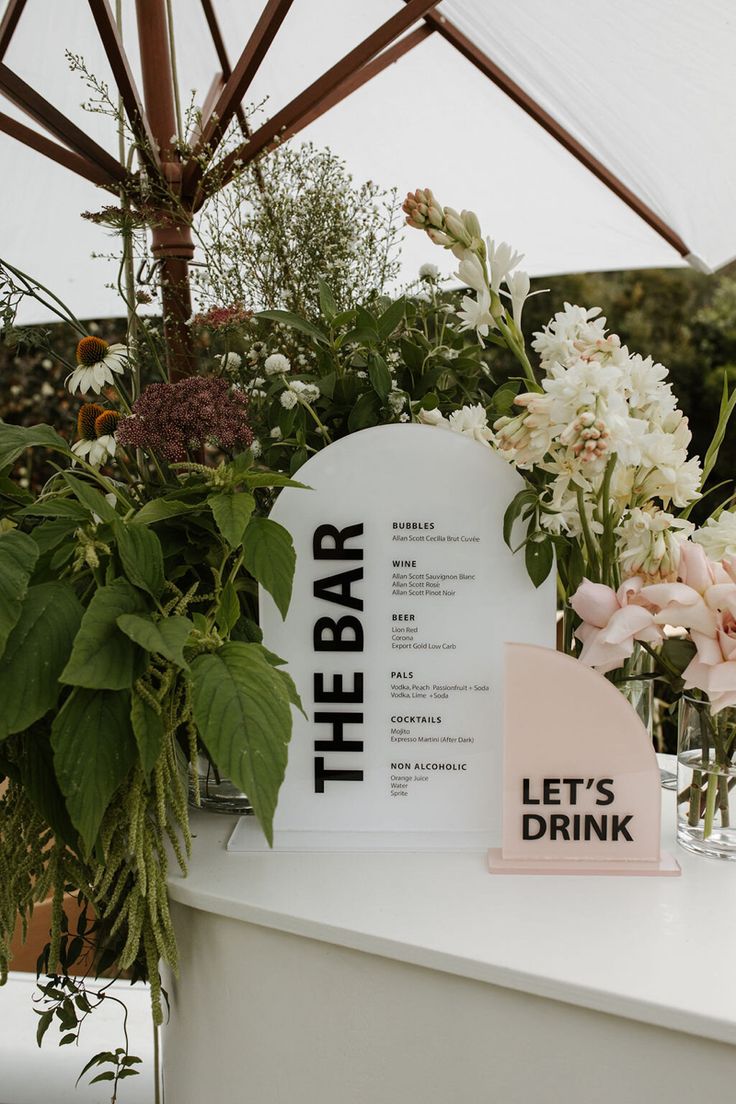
top-left (521, 776), bottom-right (635, 842)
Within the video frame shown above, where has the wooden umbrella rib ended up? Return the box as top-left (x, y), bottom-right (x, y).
top-left (196, 0), bottom-right (440, 206)
top-left (0, 62), bottom-right (126, 181)
top-left (0, 109), bottom-right (117, 186)
top-left (186, 0), bottom-right (294, 191)
top-left (188, 71), bottom-right (225, 146)
top-left (86, 0), bottom-right (160, 170)
top-left (422, 8), bottom-right (689, 257)
top-left (0, 0), bottom-right (27, 62)
top-left (282, 24), bottom-right (433, 143)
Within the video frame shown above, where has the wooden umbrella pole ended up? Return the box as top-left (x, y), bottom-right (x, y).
top-left (134, 0), bottom-right (195, 381)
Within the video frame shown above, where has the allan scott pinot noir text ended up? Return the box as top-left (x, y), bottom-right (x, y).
top-left (312, 523), bottom-right (365, 793)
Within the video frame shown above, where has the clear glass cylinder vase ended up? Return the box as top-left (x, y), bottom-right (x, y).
top-left (561, 610), bottom-right (654, 737)
top-left (188, 755), bottom-right (253, 816)
top-left (677, 696), bottom-right (736, 860)
top-left (607, 643), bottom-right (655, 739)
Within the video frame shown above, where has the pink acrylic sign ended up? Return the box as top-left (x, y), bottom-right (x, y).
top-left (488, 643), bottom-right (680, 876)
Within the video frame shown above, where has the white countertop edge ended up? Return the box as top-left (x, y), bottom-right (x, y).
top-left (166, 876), bottom-right (736, 1048)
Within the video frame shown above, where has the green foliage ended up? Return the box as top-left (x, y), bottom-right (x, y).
top-left (0, 409), bottom-right (304, 1067)
top-left (201, 275), bottom-right (495, 474)
top-left (51, 689), bottom-right (136, 852)
top-left (195, 141), bottom-right (402, 320)
top-left (208, 489), bottom-right (255, 547)
top-left (0, 583), bottom-right (82, 738)
top-left (0, 429), bottom-right (301, 855)
top-left (190, 643), bottom-right (299, 844)
top-left (61, 579), bottom-right (145, 691)
top-left (0, 529), bottom-right (38, 657)
top-left (242, 516), bottom-right (296, 619)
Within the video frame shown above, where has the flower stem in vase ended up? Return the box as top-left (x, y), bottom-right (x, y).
top-left (703, 770), bottom-right (719, 839)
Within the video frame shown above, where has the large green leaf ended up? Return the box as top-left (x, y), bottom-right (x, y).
top-left (242, 516), bottom-right (295, 619)
top-left (62, 473), bottom-right (117, 523)
top-left (0, 582), bottom-right (82, 739)
top-left (115, 521), bottom-right (165, 597)
top-left (130, 690), bottom-right (164, 779)
top-left (240, 473), bottom-right (309, 490)
top-left (52, 689), bottom-right (135, 851)
top-left (117, 613), bottom-right (192, 669)
top-left (131, 499), bottom-right (194, 525)
top-left (317, 278), bottom-right (338, 321)
top-left (368, 354), bottom-right (392, 401)
top-left (190, 643), bottom-right (295, 843)
top-left (347, 391), bottom-right (381, 432)
top-left (30, 518), bottom-right (79, 556)
top-left (18, 499), bottom-right (88, 520)
top-left (209, 491), bottom-right (255, 548)
top-left (256, 309), bottom-right (328, 345)
top-left (376, 297), bottom-right (405, 340)
top-left (61, 579), bottom-right (145, 690)
top-left (0, 423), bottom-right (70, 470)
top-left (0, 529), bottom-right (39, 659)
top-left (215, 581), bottom-right (240, 635)
top-left (17, 737), bottom-right (75, 844)
top-left (525, 535), bottom-right (554, 588)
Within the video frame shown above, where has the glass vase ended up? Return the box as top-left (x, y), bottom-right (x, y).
top-left (607, 643), bottom-right (655, 739)
top-left (561, 610), bottom-right (654, 736)
top-left (188, 754), bottom-right (253, 816)
top-left (677, 696), bottom-right (736, 860)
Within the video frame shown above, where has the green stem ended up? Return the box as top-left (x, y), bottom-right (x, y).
top-left (0, 256), bottom-right (88, 336)
top-left (576, 485), bottom-right (599, 580)
top-left (703, 769), bottom-right (719, 839)
top-left (599, 452), bottom-right (618, 590)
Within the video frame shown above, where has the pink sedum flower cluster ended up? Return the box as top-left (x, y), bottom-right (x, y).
top-left (117, 376), bottom-right (253, 461)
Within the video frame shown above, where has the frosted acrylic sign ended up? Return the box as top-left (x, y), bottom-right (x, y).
top-left (487, 644), bottom-right (680, 875)
top-left (229, 424), bottom-right (554, 852)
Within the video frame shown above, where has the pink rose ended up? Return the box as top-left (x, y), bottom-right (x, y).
top-left (641, 543), bottom-right (734, 635)
top-left (682, 613), bottom-right (736, 713)
top-left (569, 577), bottom-right (661, 674)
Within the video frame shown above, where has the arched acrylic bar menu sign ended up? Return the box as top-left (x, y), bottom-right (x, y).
top-left (488, 644), bottom-right (680, 875)
top-left (229, 424), bottom-right (555, 852)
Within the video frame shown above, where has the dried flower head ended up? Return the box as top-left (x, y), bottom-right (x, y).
top-left (95, 410), bottom-right (120, 436)
top-left (117, 376), bottom-right (253, 461)
top-left (76, 336), bottom-right (110, 366)
top-left (77, 402), bottom-right (105, 439)
top-left (190, 304), bottom-right (253, 332)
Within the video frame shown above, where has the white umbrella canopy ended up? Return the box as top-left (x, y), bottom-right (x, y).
top-left (0, 0), bottom-right (733, 324)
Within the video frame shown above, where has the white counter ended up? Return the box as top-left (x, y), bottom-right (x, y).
top-left (164, 763), bottom-right (736, 1103)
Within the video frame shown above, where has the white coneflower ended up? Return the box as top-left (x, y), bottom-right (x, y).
top-left (66, 336), bottom-right (129, 396)
top-left (71, 404), bottom-right (120, 467)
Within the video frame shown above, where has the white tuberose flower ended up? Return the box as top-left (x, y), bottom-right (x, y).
top-left (693, 511), bottom-right (736, 560)
top-left (487, 238), bottom-right (524, 293)
top-left (417, 408), bottom-right (450, 429)
top-left (447, 404), bottom-right (493, 446)
top-left (504, 270), bottom-right (530, 325)
top-left (66, 337), bottom-right (129, 396)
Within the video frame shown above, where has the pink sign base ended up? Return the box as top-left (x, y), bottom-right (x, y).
top-left (487, 848), bottom-right (680, 876)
